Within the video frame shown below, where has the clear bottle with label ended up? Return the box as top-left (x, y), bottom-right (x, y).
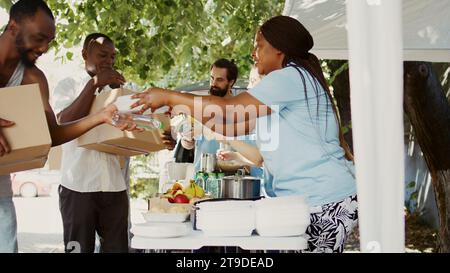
top-left (111, 111), bottom-right (164, 131)
top-left (206, 173), bottom-right (218, 198)
top-left (195, 171), bottom-right (206, 190)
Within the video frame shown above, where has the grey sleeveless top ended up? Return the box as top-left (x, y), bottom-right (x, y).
top-left (0, 61), bottom-right (25, 197)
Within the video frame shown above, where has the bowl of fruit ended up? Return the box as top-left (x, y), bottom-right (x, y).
top-left (144, 181), bottom-right (209, 223)
top-left (160, 180), bottom-right (207, 204)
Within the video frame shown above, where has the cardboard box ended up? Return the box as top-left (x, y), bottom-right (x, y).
top-left (148, 197), bottom-right (192, 213)
top-left (78, 88), bottom-right (170, 156)
top-left (0, 84), bottom-right (52, 175)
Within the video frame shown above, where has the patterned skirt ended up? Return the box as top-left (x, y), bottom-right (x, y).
top-left (302, 195), bottom-right (358, 253)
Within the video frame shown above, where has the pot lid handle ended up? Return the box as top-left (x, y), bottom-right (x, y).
top-left (236, 168), bottom-right (246, 177)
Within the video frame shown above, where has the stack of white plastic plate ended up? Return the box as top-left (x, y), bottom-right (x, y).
top-left (195, 200), bottom-right (255, 237)
top-left (142, 211), bottom-right (190, 223)
top-left (131, 222), bottom-right (190, 238)
top-left (255, 196), bottom-right (310, 237)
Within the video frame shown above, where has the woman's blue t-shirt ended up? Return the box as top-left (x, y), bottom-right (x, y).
top-left (248, 65), bottom-right (356, 206)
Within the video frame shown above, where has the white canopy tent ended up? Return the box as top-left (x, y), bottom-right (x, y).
top-left (283, 0), bottom-right (450, 253)
top-left (284, 0), bottom-right (450, 62)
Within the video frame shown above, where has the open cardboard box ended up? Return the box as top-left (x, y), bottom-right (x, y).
top-left (78, 88), bottom-right (170, 156)
top-left (0, 84), bottom-right (52, 175)
top-left (147, 197), bottom-right (192, 215)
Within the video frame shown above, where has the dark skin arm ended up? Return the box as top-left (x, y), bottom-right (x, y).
top-left (0, 118), bottom-right (15, 156)
top-left (57, 68), bottom-right (125, 123)
top-left (161, 131), bottom-right (176, 150)
top-left (56, 78), bottom-right (97, 123)
top-left (22, 66), bottom-right (129, 147)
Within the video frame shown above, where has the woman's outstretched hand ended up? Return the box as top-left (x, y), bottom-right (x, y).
top-left (130, 87), bottom-right (169, 114)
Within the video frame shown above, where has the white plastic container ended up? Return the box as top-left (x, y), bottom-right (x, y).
top-left (195, 200), bottom-right (256, 237)
top-left (255, 196), bottom-right (310, 237)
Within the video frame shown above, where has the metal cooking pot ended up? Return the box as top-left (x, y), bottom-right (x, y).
top-left (219, 169), bottom-right (261, 199)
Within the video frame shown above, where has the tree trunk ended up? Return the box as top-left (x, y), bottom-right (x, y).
top-left (404, 61), bottom-right (450, 253)
top-left (327, 60), bottom-right (353, 152)
top-left (432, 63), bottom-right (450, 102)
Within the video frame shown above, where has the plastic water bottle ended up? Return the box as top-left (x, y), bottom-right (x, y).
top-left (111, 111), bottom-right (164, 131)
top-left (195, 171), bottom-right (206, 190)
top-left (206, 173), bottom-right (218, 198)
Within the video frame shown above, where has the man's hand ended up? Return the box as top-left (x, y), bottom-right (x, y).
top-left (217, 150), bottom-right (239, 162)
top-left (161, 131), bottom-right (176, 150)
top-left (217, 150), bottom-right (251, 168)
top-left (100, 104), bottom-right (143, 132)
top-left (179, 129), bottom-right (195, 150)
top-left (93, 68), bottom-right (125, 88)
top-left (0, 118), bottom-right (15, 157)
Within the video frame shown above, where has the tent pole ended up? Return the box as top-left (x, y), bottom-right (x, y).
top-left (346, 0), bottom-right (405, 252)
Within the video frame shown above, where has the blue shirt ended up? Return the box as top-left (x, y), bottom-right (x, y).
top-left (248, 65), bottom-right (356, 206)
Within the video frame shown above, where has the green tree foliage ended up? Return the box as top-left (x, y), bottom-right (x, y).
top-left (32, 0), bottom-right (283, 88)
top-left (0, 0), bottom-right (13, 10)
top-left (129, 154), bottom-right (159, 199)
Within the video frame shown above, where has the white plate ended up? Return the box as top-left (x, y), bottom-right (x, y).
top-left (131, 222), bottom-right (190, 238)
top-left (142, 212), bottom-right (190, 223)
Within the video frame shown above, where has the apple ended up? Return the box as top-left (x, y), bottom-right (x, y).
top-left (173, 194), bottom-right (190, 204)
top-left (168, 197), bottom-right (175, 203)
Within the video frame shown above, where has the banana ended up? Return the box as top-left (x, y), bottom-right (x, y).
top-left (184, 180), bottom-right (205, 198)
top-left (184, 186), bottom-right (195, 199)
top-left (184, 192), bottom-right (194, 200)
top-left (194, 182), bottom-right (205, 198)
